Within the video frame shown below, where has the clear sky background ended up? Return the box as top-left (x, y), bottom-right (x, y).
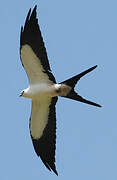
top-left (0, 0), bottom-right (117, 179)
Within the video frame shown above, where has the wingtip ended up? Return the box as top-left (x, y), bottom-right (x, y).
top-left (51, 166), bottom-right (58, 176)
top-left (90, 65), bottom-right (98, 71)
top-left (97, 104), bottom-right (102, 108)
top-left (54, 170), bottom-right (58, 176)
top-left (24, 8), bottom-right (31, 26)
top-left (27, 8), bottom-right (31, 18)
top-left (30, 5), bottom-right (37, 20)
top-left (94, 65), bottom-right (98, 68)
top-left (93, 103), bottom-right (102, 108)
top-left (32, 5), bottom-right (37, 14)
top-left (34, 5), bottom-right (37, 10)
top-left (41, 157), bottom-right (58, 175)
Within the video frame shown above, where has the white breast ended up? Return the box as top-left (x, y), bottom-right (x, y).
top-left (23, 83), bottom-right (58, 98)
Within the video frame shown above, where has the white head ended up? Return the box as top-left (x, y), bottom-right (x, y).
top-left (19, 88), bottom-right (30, 98)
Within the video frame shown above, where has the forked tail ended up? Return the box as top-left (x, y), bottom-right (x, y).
top-left (60, 65), bottom-right (101, 107)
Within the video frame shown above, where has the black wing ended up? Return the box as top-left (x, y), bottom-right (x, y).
top-left (30, 97), bottom-right (58, 175)
top-left (20, 5), bottom-right (51, 72)
top-left (20, 6), bottom-right (56, 84)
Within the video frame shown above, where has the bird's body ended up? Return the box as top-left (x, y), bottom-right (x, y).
top-left (20, 5), bottom-right (101, 176)
top-left (22, 83), bottom-right (71, 98)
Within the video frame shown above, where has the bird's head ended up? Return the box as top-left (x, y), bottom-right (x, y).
top-left (19, 88), bottom-right (30, 98)
top-left (19, 90), bottom-right (24, 97)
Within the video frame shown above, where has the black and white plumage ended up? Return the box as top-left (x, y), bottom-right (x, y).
top-left (20, 5), bottom-right (101, 176)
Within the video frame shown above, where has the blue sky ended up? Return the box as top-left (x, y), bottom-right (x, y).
top-left (0, 0), bottom-right (117, 179)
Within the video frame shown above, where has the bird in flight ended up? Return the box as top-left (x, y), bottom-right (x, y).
top-left (20, 5), bottom-right (101, 176)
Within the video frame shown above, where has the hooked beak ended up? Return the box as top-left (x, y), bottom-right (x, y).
top-left (19, 91), bottom-right (24, 97)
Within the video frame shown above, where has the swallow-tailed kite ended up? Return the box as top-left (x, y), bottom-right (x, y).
top-left (20, 5), bottom-right (101, 176)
